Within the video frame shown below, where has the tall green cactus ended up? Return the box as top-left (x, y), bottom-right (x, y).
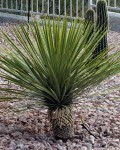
top-left (85, 8), bottom-right (95, 23)
top-left (85, 8), bottom-right (95, 43)
top-left (93, 0), bottom-right (109, 58)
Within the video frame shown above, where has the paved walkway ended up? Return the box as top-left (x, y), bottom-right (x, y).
top-left (109, 13), bottom-right (120, 32)
top-left (0, 12), bottom-right (120, 32)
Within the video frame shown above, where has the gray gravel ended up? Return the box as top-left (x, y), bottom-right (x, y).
top-left (0, 21), bottom-right (120, 150)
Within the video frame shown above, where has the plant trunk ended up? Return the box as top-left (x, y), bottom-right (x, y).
top-left (48, 107), bottom-right (74, 139)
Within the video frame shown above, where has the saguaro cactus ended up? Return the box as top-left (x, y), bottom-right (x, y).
top-left (93, 0), bottom-right (109, 58)
top-left (85, 8), bottom-right (95, 43)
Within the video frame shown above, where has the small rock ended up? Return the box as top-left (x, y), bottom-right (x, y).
top-left (28, 145), bottom-right (35, 149)
top-left (84, 139), bottom-right (93, 144)
top-left (109, 142), bottom-right (120, 147)
top-left (103, 128), bottom-right (110, 137)
top-left (108, 146), bottom-right (116, 150)
top-left (8, 119), bottom-right (16, 124)
top-left (90, 135), bottom-right (95, 144)
top-left (81, 146), bottom-right (88, 150)
top-left (11, 131), bottom-right (22, 138)
top-left (16, 143), bottom-right (25, 149)
top-left (57, 145), bottom-right (66, 150)
top-left (82, 143), bottom-right (92, 149)
top-left (57, 140), bottom-right (63, 145)
top-left (72, 138), bottom-right (80, 143)
top-left (100, 141), bottom-right (107, 148)
top-left (112, 139), bottom-right (119, 143)
top-left (20, 117), bottom-right (27, 125)
top-left (9, 141), bottom-right (17, 149)
top-left (48, 140), bottom-right (54, 145)
top-left (23, 132), bottom-right (33, 140)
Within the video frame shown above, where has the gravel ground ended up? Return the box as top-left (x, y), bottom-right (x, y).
top-left (0, 21), bottom-right (120, 150)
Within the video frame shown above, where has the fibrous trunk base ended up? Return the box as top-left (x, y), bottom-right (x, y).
top-left (53, 124), bottom-right (74, 139)
top-left (48, 107), bottom-right (74, 139)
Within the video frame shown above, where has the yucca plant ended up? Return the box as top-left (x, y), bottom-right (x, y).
top-left (0, 18), bottom-right (120, 139)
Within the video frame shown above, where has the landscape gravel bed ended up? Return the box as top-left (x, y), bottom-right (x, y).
top-left (0, 22), bottom-right (120, 150)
